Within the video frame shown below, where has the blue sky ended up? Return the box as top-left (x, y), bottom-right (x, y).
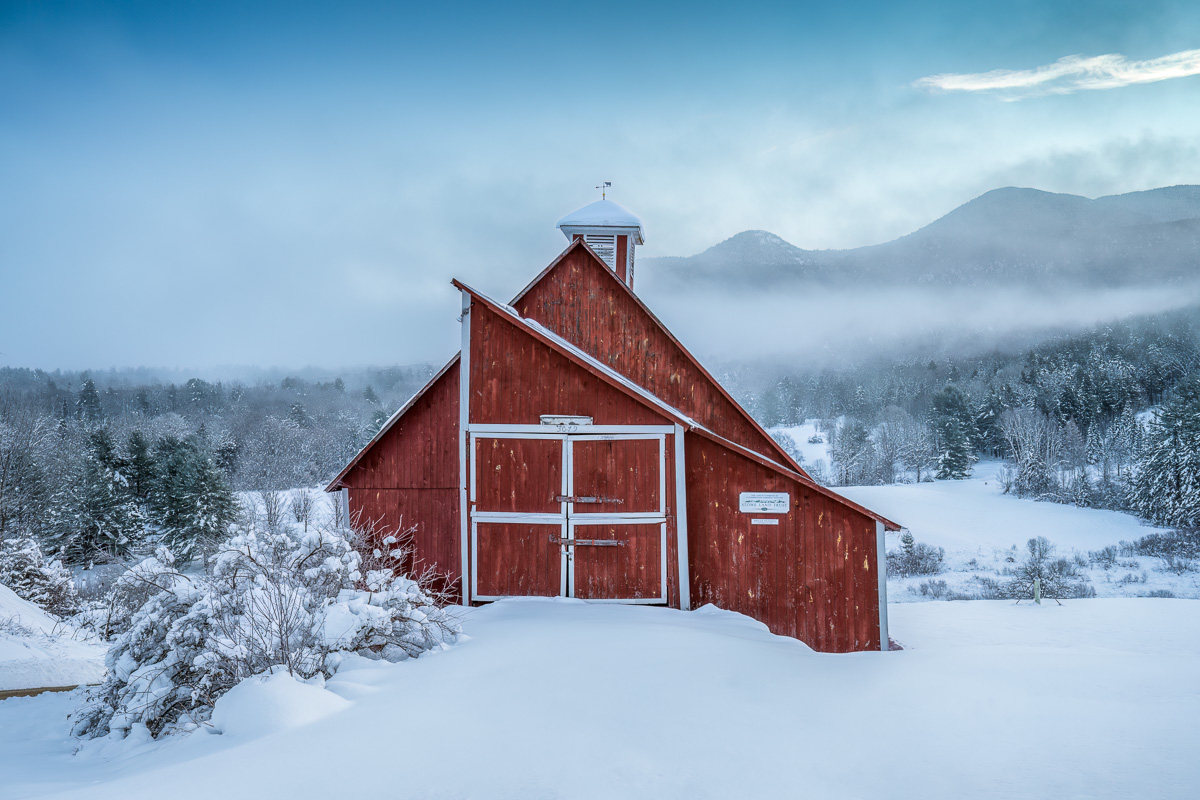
top-left (2, 0), bottom-right (1200, 369)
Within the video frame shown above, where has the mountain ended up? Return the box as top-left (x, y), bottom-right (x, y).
top-left (642, 186), bottom-right (1200, 289)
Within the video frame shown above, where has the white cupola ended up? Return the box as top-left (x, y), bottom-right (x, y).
top-left (556, 199), bottom-right (645, 288)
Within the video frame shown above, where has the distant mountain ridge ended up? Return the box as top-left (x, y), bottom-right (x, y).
top-left (643, 186), bottom-right (1200, 289)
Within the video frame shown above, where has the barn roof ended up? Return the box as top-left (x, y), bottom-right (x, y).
top-left (557, 199), bottom-right (645, 242)
top-left (512, 238), bottom-right (814, 481)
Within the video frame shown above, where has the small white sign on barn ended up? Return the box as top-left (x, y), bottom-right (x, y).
top-left (739, 492), bottom-right (790, 514)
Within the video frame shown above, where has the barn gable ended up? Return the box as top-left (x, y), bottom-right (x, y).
top-left (511, 239), bottom-right (809, 477)
top-left (466, 298), bottom-right (674, 427)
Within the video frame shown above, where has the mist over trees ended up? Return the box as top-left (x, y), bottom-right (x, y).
top-left (0, 365), bottom-right (431, 565)
top-left (736, 305), bottom-right (1200, 521)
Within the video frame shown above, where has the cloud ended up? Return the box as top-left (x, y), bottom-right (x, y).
top-left (915, 49), bottom-right (1200, 99)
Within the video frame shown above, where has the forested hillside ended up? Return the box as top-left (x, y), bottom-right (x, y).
top-left (0, 365), bottom-right (432, 564)
top-left (727, 304), bottom-right (1200, 525)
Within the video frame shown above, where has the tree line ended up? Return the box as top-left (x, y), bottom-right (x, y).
top-left (738, 305), bottom-right (1200, 527)
top-left (0, 365), bottom-right (431, 565)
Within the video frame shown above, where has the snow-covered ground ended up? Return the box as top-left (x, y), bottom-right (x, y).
top-left (840, 460), bottom-right (1199, 600)
top-left (1, 597), bottom-right (1197, 799)
top-left (0, 583), bottom-right (106, 692)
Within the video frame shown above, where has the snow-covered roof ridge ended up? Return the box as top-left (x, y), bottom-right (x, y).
top-left (556, 200), bottom-right (645, 237)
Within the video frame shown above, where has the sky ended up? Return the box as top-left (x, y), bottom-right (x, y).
top-left (2, 0), bottom-right (1200, 371)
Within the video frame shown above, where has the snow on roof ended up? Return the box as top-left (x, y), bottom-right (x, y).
top-left (556, 200), bottom-right (645, 239)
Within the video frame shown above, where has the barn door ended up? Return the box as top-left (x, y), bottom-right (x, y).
top-left (567, 434), bottom-right (667, 603)
top-left (470, 433), bottom-right (567, 600)
top-left (469, 428), bottom-right (668, 604)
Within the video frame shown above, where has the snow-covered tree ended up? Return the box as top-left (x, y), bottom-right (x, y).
top-left (149, 433), bottom-right (237, 561)
top-left (0, 536), bottom-right (79, 616)
top-left (930, 386), bottom-right (976, 479)
top-left (73, 519), bottom-right (460, 740)
top-left (1129, 379), bottom-right (1200, 527)
top-left (49, 428), bottom-right (145, 564)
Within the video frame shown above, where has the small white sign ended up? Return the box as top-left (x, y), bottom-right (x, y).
top-left (739, 492), bottom-right (790, 513)
top-left (750, 518), bottom-right (780, 526)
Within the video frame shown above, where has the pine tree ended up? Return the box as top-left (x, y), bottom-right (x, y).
top-left (149, 433), bottom-right (237, 561)
top-left (76, 377), bottom-right (103, 423)
top-left (125, 430), bottom-right (156, 501)
top-left (0, 536), bottom-right (79, 616)
top-left (930, 386), bottom-right (977, 479)
top-left (1129, 378), bottom-right (1200, 527)
top-left (51, 428), bottom-right (144, 564)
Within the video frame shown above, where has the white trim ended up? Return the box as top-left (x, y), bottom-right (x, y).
top-left (467, 429), bottom-right (670, 605)
top-left (339, 488), bottom-right (350, 527)
top-left (566, 519), bottom-right (668, 603)
top-left (876, 520), bottom-right (889, 652)
top-left (673, 424), bottom-right (690, 611)
top-left (458, 291), bottom-right (471, 607)
top-left (470, 517), bottom-right (569, 602)
top-left (469, 423), bottom-right (674, 436)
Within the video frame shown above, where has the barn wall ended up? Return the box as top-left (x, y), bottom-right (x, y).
top-left (514, 246), bottom-right (786, 463)
top-left (684, 433), bottom-right (880, 653)
top-left (469, 302), bottom-right (670, 426)
top-left (342, 361), bottom-right (462, 601)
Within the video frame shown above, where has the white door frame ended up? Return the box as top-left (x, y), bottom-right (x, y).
top-left (468, 426), bottom-right (670, 603)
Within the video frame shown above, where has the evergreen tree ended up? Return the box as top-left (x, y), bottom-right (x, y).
top-left (930, 386), bottom-right (976, 479)
top-left (1129, 378), bottom-right (1200, 527)
top-left (125, 430), bottom-right (156, 501)
top-left (76, 377), bottom-right (103, 422)
top-left (0, 536), bottom-right (79, 616)
top-left (51, 428), bottom-right (144, 564)
top-left (149, 433), bottom-right (237, 561)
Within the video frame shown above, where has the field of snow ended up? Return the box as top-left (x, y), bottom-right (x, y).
top-left (1, 597), bottom-right (1197, 799)
top-left (839, 460), bottom-right (1199, 600)
top-left (0, 584), bottom-right (106, 692)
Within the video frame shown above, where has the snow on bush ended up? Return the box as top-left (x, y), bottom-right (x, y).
top-left (887, 531), bottom-right (944, 577)
top-left (0, 535), bottom-right (79, 617)
top-left (72, 519), bottom-right (459, 740)
top-left (71, 546), bottom-right (179, 640)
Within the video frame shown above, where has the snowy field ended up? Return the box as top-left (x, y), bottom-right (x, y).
top-left (1, 597), bottom-right (1197, 799)
top-left (0, 583), bottom-right (105, 693)
top-left (840, 461), bottom-right (1199, 600)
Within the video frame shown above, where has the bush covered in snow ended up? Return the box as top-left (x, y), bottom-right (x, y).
top-left (72, 519), bottom-right (459, 740)
top-left (887, 531), bottom-right (944, 577)
top-left (0, 535), bottom-right (79, 617)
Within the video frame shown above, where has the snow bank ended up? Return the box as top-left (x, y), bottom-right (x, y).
top-left (209, 670), bottom-right (350, 740)
top-left (3, 597), bottom-right (1197, 799)
top-left (0, 583), bottom-right (106, 692)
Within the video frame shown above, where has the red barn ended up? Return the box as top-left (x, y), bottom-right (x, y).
top-left (327, 200), bottom-right (899, 653)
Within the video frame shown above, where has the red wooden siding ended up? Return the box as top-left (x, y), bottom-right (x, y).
top-left (514, 245), bottom-right (793, 466)
top-left (684, 432), bottom-right (880, 652)
top-left (475, 522), bottom-right (562, 597)
top-left (572, 522), bottom-right (663, 600)
top-left (570, 437), bottom-right (660, 515)
top-left (473, 436), bottom-right (563, 514)
top-left (343, 361), bottom-right (461, 600)
top-left (469, 302), bottom-right (671, 427)
top-left (615, 235), bottom-right (628, 283)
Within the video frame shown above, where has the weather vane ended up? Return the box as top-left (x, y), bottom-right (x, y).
top-left (596, 181), bottom-right (611, 200)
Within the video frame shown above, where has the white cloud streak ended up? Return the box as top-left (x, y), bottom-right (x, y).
top-left (916, 49), bottom-right (1200, 99)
